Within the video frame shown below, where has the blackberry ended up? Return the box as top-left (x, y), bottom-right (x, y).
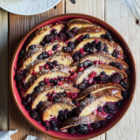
top-left (76, 124), bottom-right (89, 134)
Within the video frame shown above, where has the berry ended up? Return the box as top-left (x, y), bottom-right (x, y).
top-left (78, 63), bottom-right (84, 68)
top-left (83, 60), bottom-right (92, 67)
top-left (111, 73), bottom-right (122, 83)
top-left (112, 50), bottom-right (120, 58)
top-left (29, 45), bottom-right (36, 50)
top-left (110, 62), bottom-right (123, 70)
top-left (38, 52), bottom-right (49, 60)
top-left (103, 103), bottom-right (116, 114)
top-left (72, 52), bottom-right (80, 61)
top-left (76, 124), bottom-right (89, 134)
top-left (63, 46), bottom-right (72, 52)
top-left (78, 83), bottom-right (87, 90)
top-left (52, 44), bottom-right (58, 51)
top-left (68, 127), bottom-right (77, 134)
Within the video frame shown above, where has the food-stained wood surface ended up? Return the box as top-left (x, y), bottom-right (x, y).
top-left (0, 0), bottom-right (139, 139)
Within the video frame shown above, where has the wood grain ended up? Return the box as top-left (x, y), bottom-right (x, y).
top-left (105, 0), bottom-right (140, 140)
top-left (9, 1), bottom-right (64, 140)
top-left (0, 9), bottom-right (8, 131)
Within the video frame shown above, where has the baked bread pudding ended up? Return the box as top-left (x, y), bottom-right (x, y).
top-left (14, 18), bottom-right (130, 135)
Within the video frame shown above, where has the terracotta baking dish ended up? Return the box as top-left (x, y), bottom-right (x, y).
top-left (10, 14), bottom-right (136, 140)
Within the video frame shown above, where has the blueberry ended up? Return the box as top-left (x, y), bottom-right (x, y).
top-left (90, 41), bottom-right (96, 48)
top-left (39, 81), bottom-right (45, 87)
top-left (121, 91), bottom-right (130, 99)
top-left (76, 124), bottom-right (89, 134)
top-left (63, 46), bottom-right (72, 52)
top-left (98, 72), bottom-right (110, 83)
top-left (97, 107), bottom-right (102, 112)
top-left (91, 122), bottom-right (101, 129)
top-left (34, 86), bottom-right (40, 92)
top-left (58, 111), bottom-right (64, 121)
top-left (40, 40), bottom-right (46, 46)
top-left (103, 103), bottom-right (116, 114)
top-left (14, 73), bottom-right (22, 81)
top-left (71, 27), bottom-right (78, 33)
top-left (83, 60), bottom-right (91, 67)
top-left (38, 52), bottom-right (49, 60)
top-left (101, 32), bottom-right (112, 41)
top-left (66, 31), bottom-right (74, 38)
top-left (51, 29), bottom-right (57, 35)
top-left (111, 73), bottom-right (122, 83)
top-left (68, 42), bottom-right (75, 49)
top-left (96, 41), bottom-right (102, 51)
top-left (30, 111), bottom-right (40, 121)
top-left (72, 52), bottom-right (80, 61)
top-left (78, 63), bottom-right (83, 68)
top-left (120, 80), bottom-right (127, 89)
top-left (47, 62), bottom-right (54, 69)
top-left (83, 34), bottom-right (90, 39)
top-left (68, 127), bottom-right (77, 134)
top-left (110, 62), bottom-right (123, 70)
top-left (103, 44), bottom-right (108, 52)
top-left (29, 45), bottom-right (36, 50)
top-left (78, 83), bottom-right (88, 90)
top-left (44, 35), bottom-right (51, 43)
top-left (107, 115), bottom-right (113, 120)
top-left (52, 45), bottom-right (58, 51)
top-left (53, 79), bottom-right (58, 85)
top-left (53, 60), bottom-right (58, 66)
top-left (112, 50), bottom-right (119, 58)
top-left (58, 32), bottom-right (67, 41)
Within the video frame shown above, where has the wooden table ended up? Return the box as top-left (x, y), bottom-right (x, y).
top-left (0, 0), bottom-right (140, 139)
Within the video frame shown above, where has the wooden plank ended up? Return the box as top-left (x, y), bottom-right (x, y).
top-left (66, 1), bottom-right (105, 140)
top-left (9, 1), bottom-right (64, 140)
top-left (105, 0), bottom-right (140, 140)
top-left (0, 9), bottom-right (8, 131)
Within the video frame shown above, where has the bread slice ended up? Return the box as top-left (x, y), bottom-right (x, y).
top-left (72, 38), bottom-right (123, 59)
top-left (79, 95), bottom-right (121, 117)
top-left (73, 53), bottom-right (128, 70)
top-left (77, 83), bottom-right (123, 101)
top-left (48, 52), bottom-right (73, 66)
top-left (67, 18), bottom-right (94, 30)
top-left (31, 85), bottom-right (79, 109)
top-left (42, 98), bottom-right (75, 121)
top-left (26, 23), bottom-right (64, 51)
top-left (24, 71), bottom-right (70, 98)
top-left (75, 64), bottom-right (127, 85)
top-left (61, 114), bottom-right (103, 130)
top-left (68, 26), bottom-right (106, 42)
top-left (24, 41), bottom-right (67, 83)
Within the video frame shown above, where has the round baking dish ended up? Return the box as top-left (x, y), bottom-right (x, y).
top-left (10, 14), bottom-right (136, 140)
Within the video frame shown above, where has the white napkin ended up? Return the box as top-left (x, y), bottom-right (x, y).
top-left (0, 130), bottom-right (43, 140)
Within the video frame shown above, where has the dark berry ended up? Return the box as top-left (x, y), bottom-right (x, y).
top-left (68, 127), bottom-right (77, 134)
top-left (68, 42), bottom-right (75, 49)
top-left (111, 73), bottom-right (122, 83)
top-left (51, 29), bottom-right (57, 35)
top-left (116, 101), bottom-right (123, 108)
top-left (106, 115), bottom-right (113, 120)
top-left (78, 83), bottom-right (88, 90)
top-left (112, 50), bottom-right (119, 58)
top-left (29, 45), bottom-right (36, 50)
top-left (44, 35), bottom-right (51, 43)
top-left (83, 60), bottom-right (92, 67)
top-left (52, 45), bottom-right (58, 51)
top-left (63, 46), bottom-right (72, 52)
top-left (96, 41), bottom-right (102, 51)
top-left (76, 124), bottom-right (89, 134)
top-left (83, 34), bottom-right (90, 39)
top-left (97, 107), bottom-right (102, 112)
top-left (91, 122), bottom-right (101, 129)
top-left (120, 80), bottom-right (127, 89)
top-left (38, 52), bottom-right (49, 60)
top-left (78, 63), bottom-right (84, 68)
top-left (39, 81), bottom-right (45, 87)
top-left (103, 44), bottom-right (108, 52)
top-left (110, 62), bottom-right (123, 70)
top-left (30, 111), bottom-right (40, 121)
top-left (14, 73), bottom-right (22, 81)
top-left (58, 32), bottom-right (67, 41)
top-left (53, 60), bottom-right (58, 66)
top-left (66, 31), bottom-right (74, 38)
top-left (103, 103), bottom-right (116, 114)
top-left (101, 32), bottom-right (112, 41)
top-left (98, 72), bottom-right (110, 83)
top-left (40, 40), bottom-right (46, 46)
top-left (121, 91), bottom-right (130, 99)
top-left (53, 79), bottom-right (58, 85)
top-left (71, 27), bottom-right (78, 33)
top-left (34, 86), bottom-right (40, 92)
top-left (72, 52), bottom-right (80, 61)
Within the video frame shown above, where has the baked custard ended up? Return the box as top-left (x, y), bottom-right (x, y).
top-left (15, 18), bottom-right (130, 135)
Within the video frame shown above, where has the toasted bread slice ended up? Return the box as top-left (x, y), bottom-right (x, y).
top-left (77, 83), bottom-right (123, 101)
top-left (67, 19), bottom-right (94, 30)
top-left (72, 38), bottom-right (123, 59)
top-left (75, 64), bottom-right (127, 85)
top-left (61, 114), bottom-right (103, 129)
top-left (42, 98), bottom-right (75, 121)
top-left (31, 85), bottom-right (79, 109)
top-left (24, 71), bottom-right (70, 97)
top-left (73, 53), bottom-right (128, 70)
top-left (24, 41), bottom-right (66, 83)
top-left (68, 26), bottom-right (106, 42)
top-left (26, 23), bottom-right (64, 51)
top-left (48, 53), bottom-right (73, 66)
top-left (79, 95), bottom-right (121, 117)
